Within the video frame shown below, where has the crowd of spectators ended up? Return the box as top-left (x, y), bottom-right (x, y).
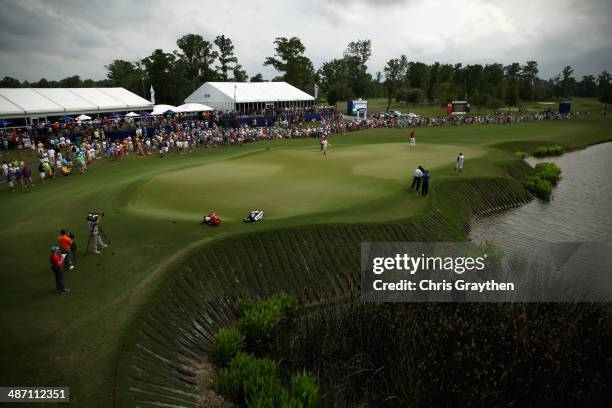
top-left (0, 107), bottom-right (587, 192)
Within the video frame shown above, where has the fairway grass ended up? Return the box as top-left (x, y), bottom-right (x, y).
top-left (0, 117), bottom-right (611, 406)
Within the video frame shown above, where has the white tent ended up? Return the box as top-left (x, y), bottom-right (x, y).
top-left (0, 87), bottom-right (153, 119)
top-left (76, 114), bottom-right (92, 121)
top-left (125, 112), bottom-right (139, 117)
top-left (150, 104), bottom-right (178, 115)
top-left (176, 103), bottom-right (213, 113)
top-left (184, 82), bottom-right (314, 112)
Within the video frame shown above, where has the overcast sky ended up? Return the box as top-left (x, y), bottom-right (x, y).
top-left (1, 0), bottom-right (611, 82)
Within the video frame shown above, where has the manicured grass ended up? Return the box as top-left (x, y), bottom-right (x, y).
top-left (0, 117), bottom-right (610, 406)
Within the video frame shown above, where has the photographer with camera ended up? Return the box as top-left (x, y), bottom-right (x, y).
top-left (57, 229), bottom-right (75, 270)
top-left (87, 212), bottom-right (108, 254)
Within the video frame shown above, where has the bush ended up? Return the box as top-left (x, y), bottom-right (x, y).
top-left (533, 145), bottom-right (564, 157)
top-left (524, 176), bottom-right (553, 200)
top-left (238, 293), bottom-right (299, 340)
top-left (514, 151), bottom-right (528, 160)
top-left (534, 162), bottom-right (561, 185)
top-left (216, 352), bottom-right (316, 407)
top-left (212, 328), bottom-right (245, 365)
top-left (239, 302), bottom-right (285, 340)
top-left (235, 297), bottom-right (255, 317)
top-left (215, 352), bottom-right (280, 403)
top-left (289, 370), bottom-right (320, 408)
top-left (272, 292), bottom-right (299, 315)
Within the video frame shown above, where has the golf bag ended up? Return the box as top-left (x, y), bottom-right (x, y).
top-left (202, 212), bottom-right (221, 226)
top-left (243, 210), bottom-right (264, 223)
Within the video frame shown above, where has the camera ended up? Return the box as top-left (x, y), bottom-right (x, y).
top-left (68, 232), bottom-right (75, 239)
top-left (87, 212), bottom-right (105, 222)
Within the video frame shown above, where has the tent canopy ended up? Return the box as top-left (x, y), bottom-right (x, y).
top-left (150, 104), bottom-right (178, 115)
top-left (0, 87), bottom-right (153, 119)
top-left (184, 82), bottom-right (314, 111)
top-left (176, 103), bottom-right (213, 113)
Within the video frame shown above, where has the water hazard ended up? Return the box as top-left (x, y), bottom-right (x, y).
top-left (470, 142), bottom-right (612, 249)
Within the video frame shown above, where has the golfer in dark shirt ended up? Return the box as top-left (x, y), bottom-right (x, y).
top-left (421, 171), bottom-right (430, 196)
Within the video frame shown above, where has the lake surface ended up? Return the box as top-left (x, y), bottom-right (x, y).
top-left (470, 142), bottom-right (612, 249)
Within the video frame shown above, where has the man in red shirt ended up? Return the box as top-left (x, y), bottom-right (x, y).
top-left (49, 247), bottom-right (70, 293)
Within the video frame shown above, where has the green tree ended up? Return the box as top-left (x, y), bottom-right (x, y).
top-left (142, 49), bottom-right (178, 105)
top-left (343, 39), bottom-right (372, 97)
top-left (560, 65), bottom-right (574, 98)
top-left (58, 75), bottom-right (82, 87)
top-left (406, 62), bottom-right (430, 92)
top-left (176, 34), bottom-right (217, 91)
top-left (327, 82), bottom-right (354, 106)
top-left (505, 81), bottom-right (519, 110)
top-left (250, 73), bottom-right (264, 82)
top-left (576, 75), bottom-right (597, 97)
top-left (0, 76), bottom-right (21, 87)
top-left (214, 35), bottom-right (238, 81)
top-left (397, 87), bottom-right (424, 104)
top-left (105, 60), bottom-right (143, 95)
top-left (520, 61), bottom-right (539, 100)
top-left (464, 64), bottom-right (483, 100)
top-left (318, 58), bottom-right (354, 104)
top-left (383, 55), bottom-right (408, 112)
top-left (264, 36), bottom-right (315, 92)
top-left (598, 71), bottom-right (612, 115)
top-left (232, 64), bottom-right (248, 82)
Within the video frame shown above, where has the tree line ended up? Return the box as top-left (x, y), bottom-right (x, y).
top-left (1, 34), bottom-right (611, 110)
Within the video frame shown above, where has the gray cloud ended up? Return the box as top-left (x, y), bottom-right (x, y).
top-left (0, 0), bottom-right (610, 82)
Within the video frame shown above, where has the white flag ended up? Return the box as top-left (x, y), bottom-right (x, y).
top-left (314, 84), bottom-right (319, 99)
top-left (150, 85), bottom-right (155, 105)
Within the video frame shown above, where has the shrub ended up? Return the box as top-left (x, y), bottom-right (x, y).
top-left (216, 352), bottom-right (314, 407)
top-left (533, 145), bottom-right (564, 157)
top-left (215, 352), bottom-right (279, 403)
top-left (238, 293), bottom-right (299, 340)
top-left (534, 162), bottom-right (561, 185)
top-left (523, 176), bottom-right (553, 200)
top-left (212, 328), bottom-right (245, 365)
top-left (239, 302), bottom-right (285, 340)
top-left (272, 292), bottom-right (299, 315)
top-left (289, 369), bottom-right (320, 408)
top-left (235, 297), bottom-right (255, 317)
top-left (514, 151), bottom-right (528, 159)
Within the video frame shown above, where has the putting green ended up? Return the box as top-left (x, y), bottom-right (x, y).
top-left (127, 142), bottom-right (483, 221)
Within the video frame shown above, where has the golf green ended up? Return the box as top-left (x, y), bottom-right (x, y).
top-left (127, 143), bottom-right (483, 221)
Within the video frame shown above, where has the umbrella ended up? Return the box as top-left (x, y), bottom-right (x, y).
top-left (111, 113), bottom-right (124, 119)
top-left (0, 119), bottom-right (12, 132)
top-left (76, 114), bottom-right (92, 121)
top-left (139, 111), bottom-right (151, 117)
top-left (125, 112), bottom-right (139, 117)
top-left (164, 110), bottom-right (176, 116)
top-left (60, 115), bottom-right (73, 122)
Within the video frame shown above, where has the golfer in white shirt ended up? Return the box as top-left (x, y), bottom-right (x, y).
top-left (455, 153), bottom-right (465, 173)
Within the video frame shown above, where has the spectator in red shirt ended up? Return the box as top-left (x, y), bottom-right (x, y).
top-left (49, 246), bottom-right (70, 293)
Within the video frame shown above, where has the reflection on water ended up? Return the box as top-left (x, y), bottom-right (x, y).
top-left (470, 142), bottom-right (612, 251)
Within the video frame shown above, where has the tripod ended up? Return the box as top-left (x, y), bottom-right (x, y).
top-left (84, 226), bottom-right (111, 256)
